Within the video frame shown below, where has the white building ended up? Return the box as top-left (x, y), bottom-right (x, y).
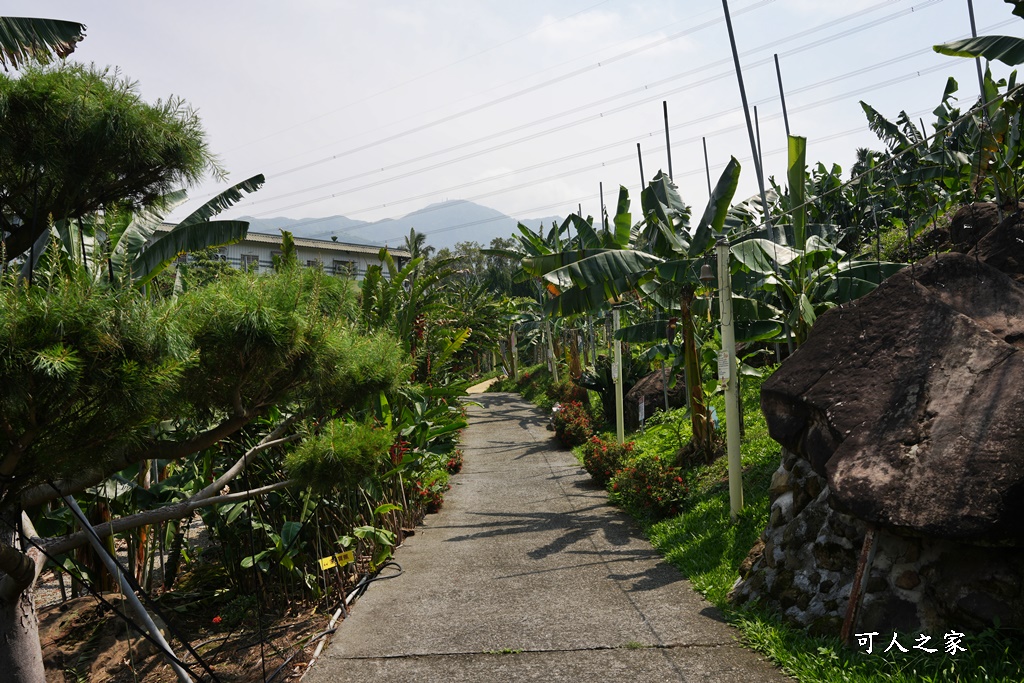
top-left (157, 225), bottom-right (410, 279)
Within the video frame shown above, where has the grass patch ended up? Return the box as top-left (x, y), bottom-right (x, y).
top-left (641, 376), bottom-right (1024, 682)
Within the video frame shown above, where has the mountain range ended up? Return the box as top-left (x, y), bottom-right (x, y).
top-left (239, 200), bottom-right (562, 251)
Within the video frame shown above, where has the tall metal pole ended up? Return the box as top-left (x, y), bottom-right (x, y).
top-left (967, 0), bottom-right (1004, 221)
top-left (64, 496), bottom-right (193, 683)
top-left (967, 0), bottom-right (986, 106)
top-left (722, 0), bottom-right (774, 240)
top-left (702, 137), bottom-right (712, 197)
top-left (774, 54), bottom-right (791, 138)
top-left (663, 101), bottom-right (674, 180)
top-left (754, 105), bottom-right (764, 172)
top-left (716, 239), bottom-right (744, 521)
top-left (612, 308), bottom-right (625, 444)
top-left (636, 143), bottom-right (646, 187)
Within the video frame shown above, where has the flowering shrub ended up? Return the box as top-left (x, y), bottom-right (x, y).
top-left (551, 400), bottom-right (593, 447)
top-left (579, 436), bottom-right (634, 486)
top-left (408, 469), bottom-right (450, 514)
top-left (389, 438), bottom-right (411, 465)
top-left (446, 448), bottom-right (464, 474)
top-left (609, 454), bottom-right (688, 521)
top-left (546, 376), bottom-right (587, 404)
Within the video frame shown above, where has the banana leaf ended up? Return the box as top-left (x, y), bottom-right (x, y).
top-left (787, 137), bottom-right (807, 250)
top-left (0, 17), bottom-right (85, 69)
top-left (934, 35), bottom-right (1024, 67)
top-left (615, 320), bottom-right (667, 343)
top-left (730, 239), bottom-right (801, 273)
top-left (612, 186), bottom-right (632, 248)
top-left (176, 174), bottom-right (265, 229)
top-left (540, 250), bottom-right (663, 291)
top-left (134, 220), bottom-right (249, 286)
top-left (523, 249), bottom-right (611, 280)
top-left (689, 156), bottom-right (741, 257)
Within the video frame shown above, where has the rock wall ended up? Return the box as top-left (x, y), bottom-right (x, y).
top-left (732, 448), bottom-right (1024, 635)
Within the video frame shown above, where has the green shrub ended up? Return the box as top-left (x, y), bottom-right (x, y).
top-left (579, 436), bottom-right (634, 486)
top-left (284, 420), bottom-right (392, 494)
top-left (609, 454), bottom-right (688, 522)
top-left (551, 400), bottom-right (593, 447)
top-left (546, 375), bottom-right (587, 404)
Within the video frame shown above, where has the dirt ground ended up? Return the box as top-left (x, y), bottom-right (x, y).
top-left (39, 589), bottom-right (334, 682)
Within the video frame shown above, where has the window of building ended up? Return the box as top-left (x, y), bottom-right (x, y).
top-left (240, 254), bottom-right (259, 271)
top-left (306, 259), bottom-right (323, 270)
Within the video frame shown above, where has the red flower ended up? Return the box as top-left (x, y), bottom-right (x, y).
top-left (212, 616), bottom-right (222, 624)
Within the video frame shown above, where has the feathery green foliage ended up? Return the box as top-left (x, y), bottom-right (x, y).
top-left (284, 420), bottom-right (393, 494)
top-left (0, 62), bottom-right (220, 261)
top-left (0, 274), bottom-right (192, 489)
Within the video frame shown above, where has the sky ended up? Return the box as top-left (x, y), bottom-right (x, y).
top-left (7, 0), bottom-right (1024, 245)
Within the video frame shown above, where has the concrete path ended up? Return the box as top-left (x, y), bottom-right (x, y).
top-left (465, 376), bottom-right (502, 394)
top-left (306, 393), bottom-right (790, 682)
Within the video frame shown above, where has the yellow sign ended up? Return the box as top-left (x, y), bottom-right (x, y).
top-left (317, 550), bottom-right (355, 571)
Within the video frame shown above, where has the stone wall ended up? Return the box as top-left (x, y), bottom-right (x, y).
top-left (731, 448), bottom-right (1024, 635)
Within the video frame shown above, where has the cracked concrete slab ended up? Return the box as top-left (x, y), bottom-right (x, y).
top-left (305, 393), bottom-right (790, 682)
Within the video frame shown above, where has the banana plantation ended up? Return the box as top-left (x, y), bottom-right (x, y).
top-left (4, 3), bottom-right (1024, 683)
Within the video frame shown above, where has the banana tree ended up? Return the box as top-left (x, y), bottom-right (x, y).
top-left (731, 136), bottom-right (905, 346)
top-left (46, 173), bottom-right (265, 289)
top-left (484, 217), bottom-right (594, 374)
top-left (522, 161), bottom-right (744, 459)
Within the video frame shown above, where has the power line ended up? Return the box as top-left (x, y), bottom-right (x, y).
top-left (229, 1), bottom-right (735, 175)
top-left (301, 52), bottom-right (989, 245)
top-left (244, 0), bottom-right (778, 183)
top-left (268, 0), bottom-right (921, 184)
top-left (223, 0), bottom-right (617, 153)
top-left (257, 23), bottom-right (992, 226)
top-left (246, 0), bottom-right (951, 217)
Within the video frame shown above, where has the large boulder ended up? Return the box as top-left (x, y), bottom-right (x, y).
top-left (948, 202), bottom-right (1004, 251)
top-left (761, 252), bottom-right (1024, 545)
top-left (970, 209), bottom-right (1024, 284)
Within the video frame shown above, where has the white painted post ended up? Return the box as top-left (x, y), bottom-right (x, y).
top-left (717, 239), bottom-right (744, 520)
top-left (613, 308), bottom-right (625, 444)
top-left (510, 328), bottom-right (518, 380)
